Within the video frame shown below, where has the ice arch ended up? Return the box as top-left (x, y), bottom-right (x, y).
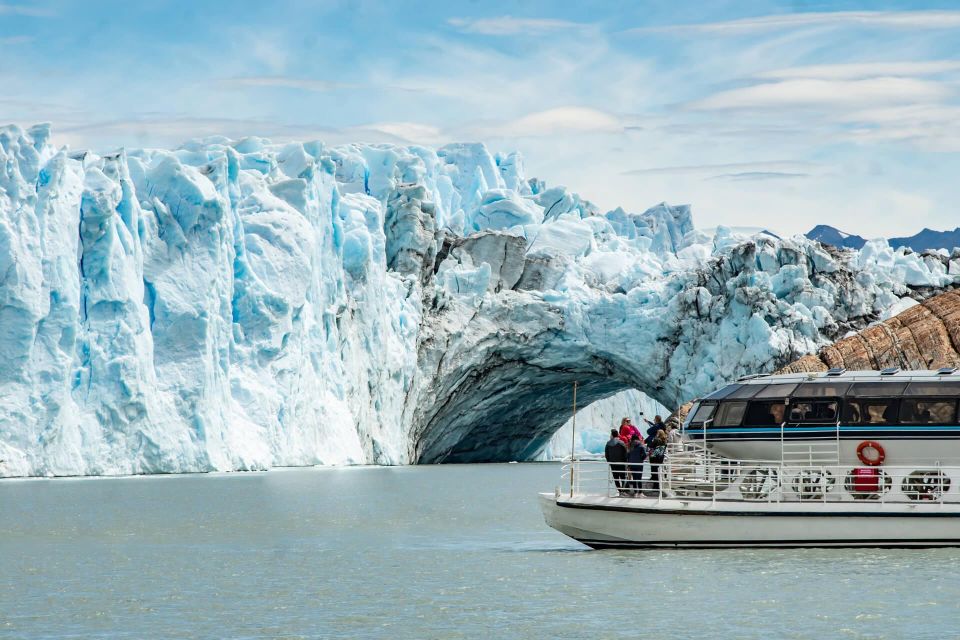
top-left (538, 390), bottom-right (670, 461)
top-left (408, 232), bottom-right (955, 463)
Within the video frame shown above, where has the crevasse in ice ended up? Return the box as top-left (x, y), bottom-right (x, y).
top-left (0, 124), bottom-right (956, 475)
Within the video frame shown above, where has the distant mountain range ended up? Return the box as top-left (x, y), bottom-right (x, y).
top-left (806, 224), bottom-right (960, 252)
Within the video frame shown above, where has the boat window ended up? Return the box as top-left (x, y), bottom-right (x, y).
top-left (744, 401), bottom-right (787, 426)
top-left (753, 383), bottom-right (798, 399)
top-left (903, 382), bottom-right (960, 397)
top-left (847, 382), bottom-right (908, 397)
top-left (714, 401), bottom-right (748, 427)
top-left (794, 382), bottom-right (850, 397)
top-left (703, 384), bottom-right (739, 400)
top-left (843, 399), bottom-right (899, 425)
top-left (899, 399), bottom-right (957, 424)
top-left (787, 400), bottom-right (838, 423)
top-left (689, 402), bottom-right (716, 425)
top-left (727, 385), bottom-right (765, 399)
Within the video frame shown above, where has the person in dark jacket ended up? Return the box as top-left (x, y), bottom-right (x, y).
top-left (644, 414), bottom-right (665, 446)
top-left (627, 435), bottom-right (647, 495)
top-left (604, 429), bottom-right (628, 494)
top-left (648, 429), bottom-right (668, 495)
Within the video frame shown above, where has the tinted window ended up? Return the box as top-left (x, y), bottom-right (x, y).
top-left (744, 401), bottom-right (787, 426)
top-left (843, 399), bottom-right (899, 425)
top-left (795, 382), bottom-right (850, 397)
top-left (788, 400), bottom-right (838, 423)
top-left (753, 383), bottom-right (798, 399)
top-left (703, 384), bottom-right (739, 400)
top-left (904, 382), bottom-right (960, 397)
top-left (728, 385), bottom-right (765, 399)
top-left (714, 401), bottom-right (748, 427)
top-left (899, 399), bottom-right (957, 424)
top-left (690, 402), bottom-right (716, 424)
top-left (848, 382), bottom-right (908, 397)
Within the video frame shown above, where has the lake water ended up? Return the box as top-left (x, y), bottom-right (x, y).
top-left (1, 463), bottom-right (959, 639)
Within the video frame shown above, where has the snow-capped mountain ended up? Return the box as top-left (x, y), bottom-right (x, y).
top-left (807, 224), bottom-right (960, 253)
top-left (806, 224), bottom-right (867, 250)
top-left (890, 228), bottom-right (960, 253)
top-left (1, 124), bottom-right (957, 476)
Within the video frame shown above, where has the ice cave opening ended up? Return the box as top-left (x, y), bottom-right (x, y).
top-left (413, 356), bottom-right (668, 463)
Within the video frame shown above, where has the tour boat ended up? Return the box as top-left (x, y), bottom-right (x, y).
top-left (540, 368), bottom-right (960, 548)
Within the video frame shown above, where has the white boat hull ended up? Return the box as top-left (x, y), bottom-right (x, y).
top-left (539, 493), bottom-right (960, 548)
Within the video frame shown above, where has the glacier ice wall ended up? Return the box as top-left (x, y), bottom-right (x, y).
top-left (1, 124), bottom-right (957, 475)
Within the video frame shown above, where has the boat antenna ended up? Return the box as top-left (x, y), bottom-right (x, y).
top-left (570, 380), bottom-right (578, 498)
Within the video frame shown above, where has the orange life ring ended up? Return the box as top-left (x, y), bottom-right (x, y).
top-left (857, 441), bottom-right (885, 466)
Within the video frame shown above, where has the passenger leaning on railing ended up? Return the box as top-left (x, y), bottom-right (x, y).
top-left (648, 430), bottom-right (669, 494)
top-left (604, 429), bottom-right (629, 494)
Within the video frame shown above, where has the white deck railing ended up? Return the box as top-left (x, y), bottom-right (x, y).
top-left (561, 443), bottom-right (957, 504)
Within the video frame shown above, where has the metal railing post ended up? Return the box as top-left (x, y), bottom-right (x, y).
top-left (711, 462), bottom-right (717, 506)
top-left (569, 382), bottom-right (577, 498)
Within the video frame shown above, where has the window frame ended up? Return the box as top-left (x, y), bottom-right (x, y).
top-left (713, 401), bottom-right (748, 427)
top-left (688, 402), bottom-right (717, 426)
top-left (898, 398), bottom-right (959, 425)
top-left (842, 398), bottom-right (901, 425)
top-left (743, 400), bottom-right (788, 427)
top-left (785, 398), bottom-right (841, 424)
top-left (847, 382), bottom-right (908, 397)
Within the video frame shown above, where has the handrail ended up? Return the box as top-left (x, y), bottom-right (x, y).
top-left (563, 450), bottom-right (957, 504)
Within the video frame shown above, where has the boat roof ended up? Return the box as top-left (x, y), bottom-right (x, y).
top-left (737, 368), bottom-right (958, 384)
top-left (700, 368), bottom-right (960, 401)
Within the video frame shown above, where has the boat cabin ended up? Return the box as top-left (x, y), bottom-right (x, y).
top-left (683, 369), bottom-right (960, 462)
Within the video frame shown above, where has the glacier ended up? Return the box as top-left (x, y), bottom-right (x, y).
top-left (1, 123), bottom-right (958, 476)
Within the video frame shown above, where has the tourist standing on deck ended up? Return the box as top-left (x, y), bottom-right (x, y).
top-left (666, 422), bottom-right (682, 445)
top-left (618, 417), bottom-right (641, 446)
top-left (648, 430), bottom-right (668, 495)
top-left (644, 415), bottom-right (665, 446)
top-left (604, 429), bottom-right (628, 494)
top-left (627, 435), bottom-right (647, 495)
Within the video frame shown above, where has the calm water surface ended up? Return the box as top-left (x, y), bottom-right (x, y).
top-left (1, 463), bottom-right (959, 639)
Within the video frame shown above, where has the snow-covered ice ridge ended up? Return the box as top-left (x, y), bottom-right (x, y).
top-left (1, 124), bottom-right (957, 476)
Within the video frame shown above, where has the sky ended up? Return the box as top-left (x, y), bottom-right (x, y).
top-left (2, 0), bottom-right (960, 237)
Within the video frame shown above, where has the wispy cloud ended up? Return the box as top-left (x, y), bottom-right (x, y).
top-left (221, 76), bottom-right (359, 92)
top-left (44, 105), bottom-right (623, 151)
top-left (468, 106), bottom-right (622, 138)
top-left (49, 114), bottom-right (450, 150)
top-left (220, 75), bottom-right (436, 95)
top-left (623, 160), bottom-right (814, 176)
top-left (757, 60), bottom-right (960, 80)
top-left (357, 122), bottom-right (444, 144)
top-left (0, 35), bottom-right (32, 45)
top-left (688, 77), bottom-right (950, 111)
top-left (840, 104), bottom-right (960, 151)
top-left (52, 115), bottom-right (342, 150)
top-left (0, 3), bottom-right (55, 17)
top-left (633, 10), bottom-right (960, 35)
top-left (708, 171), bottom-right (809, 181)
top-left (448, 15), bottom-right (588, 36)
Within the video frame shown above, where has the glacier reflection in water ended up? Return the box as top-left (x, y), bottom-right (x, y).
top-left (1, 463), bottom-right (958, 638)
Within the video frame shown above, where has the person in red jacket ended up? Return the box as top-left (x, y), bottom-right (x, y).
top-left (618, 417), bottom-right (641, 445)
